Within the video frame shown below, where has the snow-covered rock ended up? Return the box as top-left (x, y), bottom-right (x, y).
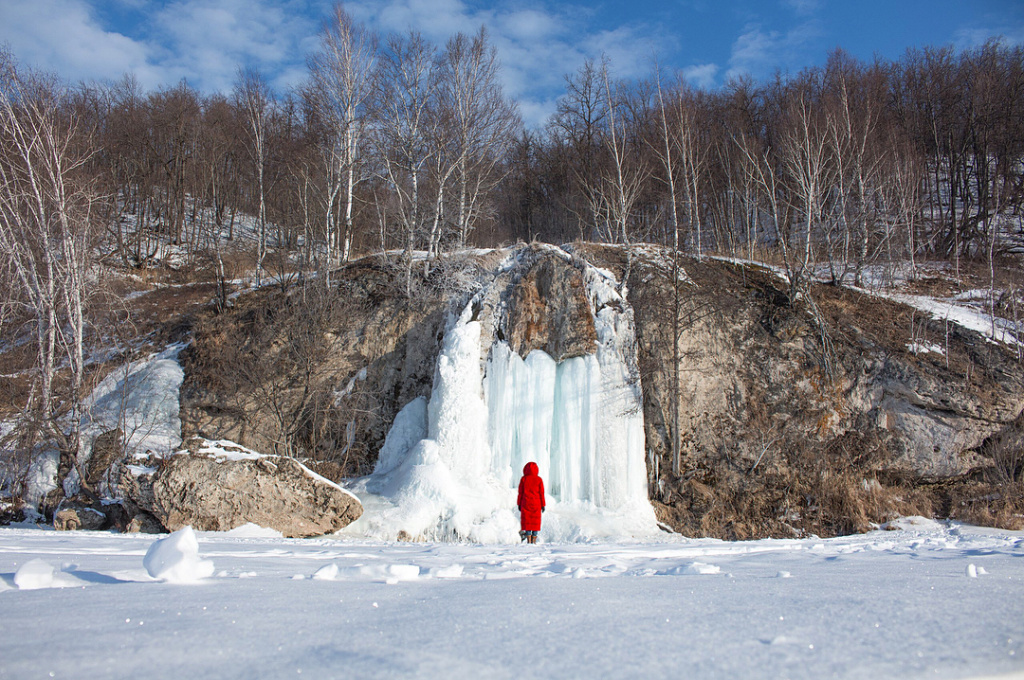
top-left (122, 439), bottom-right (362, 538)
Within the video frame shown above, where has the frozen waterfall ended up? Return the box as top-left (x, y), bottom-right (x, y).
top-left (344, 249), bottom-right (658, 543)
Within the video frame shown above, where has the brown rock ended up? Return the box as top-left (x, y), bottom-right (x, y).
top-left (505, 255), bottom-right (597, 361)
top-left (122, 449), bottom-right (363, 538)
top-left (85, 429), bottom-right (124, 489)
top-left (53, 502), bottom-right (108, 531)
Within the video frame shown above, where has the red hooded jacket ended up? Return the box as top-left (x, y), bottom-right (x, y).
top-left (517, 462), bottom-right (545, 532)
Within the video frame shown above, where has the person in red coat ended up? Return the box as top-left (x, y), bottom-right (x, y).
top-left (517, 462), bottom-right (545, 544)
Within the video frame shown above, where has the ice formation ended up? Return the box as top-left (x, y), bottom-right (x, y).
top-left (346, 247), bottom-right (658, 543)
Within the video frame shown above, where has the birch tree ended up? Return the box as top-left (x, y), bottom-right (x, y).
top-left (0, 52), bottom-right (99, 474)
top-left (307, 4), bottom-right (377, 274)
top-left (234, 67), bottom-right (271, 287)
top-left (597, 59), bottom-right (649, 285)
top-left (778, 80), bottom-right (832, 290)
top-left (436, 28), bottom-right (520, 248)
top-left (373, 31), bottom-right (438, 295)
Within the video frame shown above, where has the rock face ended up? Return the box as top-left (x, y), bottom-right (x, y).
top-left (505, 255), bottom-right (597, 361)
top-left (53, 502), bottom-right (109, 531)
top-left (180, 256), bottom-right (452, 476)
top-left (122, 448), bottom-right (363, 538)
top-left (623, 249), bottom-right (1024, 537)
top-left (175, 244), bottom-right (1024, 539)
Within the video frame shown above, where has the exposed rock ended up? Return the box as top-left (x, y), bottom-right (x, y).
top-left (121, 446), bottom-right (363, 538)
top-left (505, 253), bottom-right (597, 361)
top-left (84, 429), bottom-right (124, 491)
top-left (124, 511), bottom-right (165, 534)
top-left (621, 248), bottom-right (1024, 537)
top-left (180, 256), bottom-right (451, 476)
top-left (53, 500), bottom-right (109, 531)
top-left (176, 244), bottom-right (1024, 539)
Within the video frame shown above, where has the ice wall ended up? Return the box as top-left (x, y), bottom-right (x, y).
top-left (345, 248), bottom-right (658, 543)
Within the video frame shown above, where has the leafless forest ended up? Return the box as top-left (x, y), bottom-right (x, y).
top-left (2, 5), bottom-right (1023, 504)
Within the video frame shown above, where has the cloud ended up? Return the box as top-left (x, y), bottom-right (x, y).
top-left (781, 0), bottom-right (819, 16)
top-left (954, 25), bottom-right (1024, 49)
top-left (682, 63), bottom-right (719, 89)
top-left (0, 0), bottom-right (156, 85)
top-left (347, 0), bottom-right (672, 127)
top-left (725, 20), bottom-right (820, 81)
top-left (0, 0), bottom-right (318, 93)
top-left (147, 0), bottom-right (316, 92)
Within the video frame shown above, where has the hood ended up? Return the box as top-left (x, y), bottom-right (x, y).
top-left (523, 462), bottom-right (539, 476)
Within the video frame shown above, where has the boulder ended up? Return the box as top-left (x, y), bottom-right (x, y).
top-left (53, 500), bottom-right (109, 531)
top-left (121, 446), bottom-right (363, 538)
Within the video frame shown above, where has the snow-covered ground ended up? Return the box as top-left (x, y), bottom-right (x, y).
top-left (709, 256), bottom-right (1023, 351)
top-left (1, 519), bottom-right (1022, 679)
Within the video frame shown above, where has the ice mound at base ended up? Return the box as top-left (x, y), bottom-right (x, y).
top-left (347, 315), bottom-right (521, 543)
top-left (344, 249), bottom-right (659, 544)
top-left (144, 526), bottom-right (215, 583)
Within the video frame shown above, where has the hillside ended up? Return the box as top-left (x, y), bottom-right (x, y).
top-left (2, 237), bottom-right (1023, 540)
top-left (168, 244), bottom-right (1024, 540)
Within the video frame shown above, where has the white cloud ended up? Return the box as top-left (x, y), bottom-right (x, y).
top-left (0, 0), bottom-right (317, 93)
top-left (954, 25), bottom-right (1024, 49)
top-left (725, 20), bottom-right (820, 81)
top-left (0, 0), bottom-right (156, 85)
top-left (148, 0), bottom-right (316, 93)
top-left (682, 63), bottom-right (719, 89)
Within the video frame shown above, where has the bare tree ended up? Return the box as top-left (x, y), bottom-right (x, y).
top-left (596, 58), bottom-right (649, 285)
top-left (234, 67), bottom-right (271, 287)
top-left (550, 59), bottom-right (608, 239)
top-left (733, 128), bottom-right (796, 291)
top-left (650, 63), bottom-right (685, 473)
top-left (778, 77), bottom-right (833, 290)
top-left (307, 4), bottom-right (378, 276)
top-left (373, 31), bottom-right (438, 295)
top-left (0, 51), bottom-right (100, 478)
top-left (822, 51), bottom-right (886, 285)
top-left (436, 28), bottom-right (520, 248)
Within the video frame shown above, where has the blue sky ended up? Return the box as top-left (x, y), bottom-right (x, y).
top-left (1, 0), bottom-right (1022, 127)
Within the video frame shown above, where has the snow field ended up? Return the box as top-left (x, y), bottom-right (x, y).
top-left (1, 519), bottom-right (1023, 679)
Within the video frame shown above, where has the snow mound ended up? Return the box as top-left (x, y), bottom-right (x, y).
top-left (966, 563), bottom-right (989, 578)
top-left (223, 523), bottom-right (283, 538)
top-left (311, 562), bottom-right (422, 583)
top-left (14, 559), bottom-right (56, 590)
top-left (313, 563), bottom-right (340, 580)
top-left (143, 527), bottom-right (215, 583)
top-left (662, 562), bottom-right (722, 576)
top-left (431, 564), bottom-right (464, 579)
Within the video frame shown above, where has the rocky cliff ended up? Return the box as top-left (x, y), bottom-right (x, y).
top-left (176, 245), bottom-right (1024, 539)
